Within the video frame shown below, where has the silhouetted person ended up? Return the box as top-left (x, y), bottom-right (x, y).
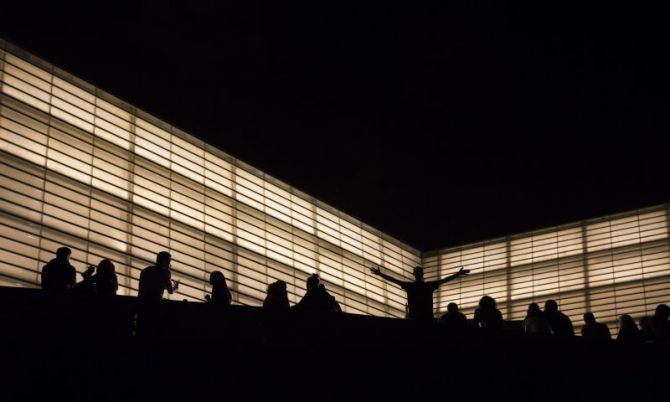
top-left (616, 314), bottom-right (642, 344)
top-left (523, 302), bottom-right (551, 334)
top-left (138, 251), bottom-right (179, 301)
top-left (439, 302), bottom-right (467, 332)
top-left (72, 263), bottom-right (96, 295)
top-left (650, 303), bottom-right (670, 343)
top-left (544, 299), bottom-right (574, 336)
top-left (263, 280), bottom-right (290, 314)
top-left (472, 295), bottom-right (503, 330)
top-left (93, 259), bottom-right (118, 296)
top-left (581, 312), bottom-right (611, 341)
top-left (41, 247), bottom-right (76, 291)
top-left (205, 271), bottom-right (231, 306)
top-left (639, 316), bottom-right (653, 342)
top-left (370, 265), bottom-right (470, 322)
top-left (293, 274), bottom-right (341, 314)
top-left (320, 283), bottom-right (342, 313)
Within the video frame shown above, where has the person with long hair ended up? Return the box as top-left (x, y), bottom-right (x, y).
top-left (207, 271), bottom-right (232, 306)
top-left (473, 295), bottom-right (503, 330)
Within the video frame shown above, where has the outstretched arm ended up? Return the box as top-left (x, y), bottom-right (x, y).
top-left (369, 266), bottom-right (405, 286)
top-left (435, 266), bottom-right (470, 286)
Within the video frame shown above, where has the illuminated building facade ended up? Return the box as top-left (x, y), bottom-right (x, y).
top-left (424, 206), bottom-right (670, 328)
top-left (0, 39), bottom-right (420, 317)
top-left (0, 39), bottom-right (668, 327)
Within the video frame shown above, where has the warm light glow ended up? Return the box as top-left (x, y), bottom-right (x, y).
top-left (426, 209), bottom-right (670, 332)
top-left (2, 41), bottom-right (667, 326)
top-left (0, 44), bottom-right (420, 315)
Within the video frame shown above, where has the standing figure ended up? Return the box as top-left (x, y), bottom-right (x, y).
top-left (616, 314), bottom-right (642, 344)
top-left (581, 312), bottom-right (611, 341)
top-left (263, 280), bottom-right (290, 314)
top-left (650, 304), bottom-right (670, 343)
top-left (370, 265), bottom-right (469, 322)
top-left (473, 295), bottom-right (504, 330)
top-left (544, 299), bottom-right (574, 336)
top-left (93, 259), bottom-right (118, 296)
top-left (41, 247), bottom-right (77, 291)
top-left (206, 271), bottom-right (232, 306)
top-left (293, 274), bottom-right (341, 314)
top-left (439, 302), bottom-right (467, 333)
top-left (523, 302), bottom-right (551, 334)
top-left (138, 251), bottom-right (179, 301)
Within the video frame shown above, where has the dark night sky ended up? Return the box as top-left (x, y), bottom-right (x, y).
top-left (1, 1), bottom-right (669, 251)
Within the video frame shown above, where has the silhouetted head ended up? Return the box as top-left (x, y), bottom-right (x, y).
top-left (479, 295), bottom-right (497, 310)
top-left (619, 314), bottom-right (637, 331)
top-left (210, 271), bottom-right (226, 286)
top-left (545, 299), bottom-right (558, 313)
top-left (97, 259), bottom-right (115, 276)
top-left (56, 247), bottom-right (71, 260)
top-left (156, 251), bottom-right (171, 268)
top-left (306, 274), bottom-right (320, 292)
top-left (583, 312), bottom-right (596, 324)
top-left (655, 304), bottom-right (670, 320)
top-left (447, 302), bottom-right (459, 313)
top-left (267, 280), bottom-right (287, 296)
top-left (527, 303), bottom-right (542, 317)
top-left (413, 266), bottom-right (424, 282)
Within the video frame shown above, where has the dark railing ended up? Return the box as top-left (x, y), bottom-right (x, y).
top-left (0, 286), bottom-right (667, 401)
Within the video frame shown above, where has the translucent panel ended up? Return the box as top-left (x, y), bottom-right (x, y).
top-left (95, 98), bottom-right (131, 123)
top-left (135, 119), bottom-right (171, 168)
top-left (557, 227), bottom-right (583, 257)
top-left (234, 168), bottom-right (264, 211)
top-left (318, 249), bottom-right (343, 287)
top-left (237, 219), bottom-right (265, 256)
top-left (50, 95), bottom-right (94, 132)
top-left (171, 136), bottom-right (204, 183)
top-left (264, 181), bottom-right (291, 224)
top-left (290, 194), bottom-right (314, 234)
top-left (557, 256), bottom-right (585, 292)
top-left (382, 239), bottom-right (404, 275)
top-left (94, 107), bottom-right (132, 150)
top-left (2, 67), bottom-right (51, 112)
top-left (483, 241), bottom-right (507, 271)
top-left (266, 227), bottom-right (293, 267)
top-left (362, 231), bottom-right (382, 266)
top-left (639, 210), bottom-right (668, 242)
top-left (171, 199), bottom-right (204, 230)
top-left (0, 165), bottom-right (43, 200)
top-left (0, 111), bottom-right (48, 165)
top-left (204, 202), bottom-right (234, 243)
top-left (5, 54), bottom-right (52, 82)
top-left (91, 144), bottom-right (131, 200)
top-left (46, 155), bottom-right (91, 186)
top-left (204, 151), bottom-right (233, 197)
top-left (53, 77), bottom-right (95, 105)
top-left (132, 163), bottom-right (170, 216)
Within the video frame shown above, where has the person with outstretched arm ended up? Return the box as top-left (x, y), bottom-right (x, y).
top-left (370, 265), bottom-right (470, 322)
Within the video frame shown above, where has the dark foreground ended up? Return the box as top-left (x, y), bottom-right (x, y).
top-left (0, 287), bottom-right (667, 401)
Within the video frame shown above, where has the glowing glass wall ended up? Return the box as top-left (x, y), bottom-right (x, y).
top-left (1, 39), bottom-right (669, 326)
top-left (0, 39), bottom-right (421, 316)
top-left (423, 206), bottom-right (670, 330)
